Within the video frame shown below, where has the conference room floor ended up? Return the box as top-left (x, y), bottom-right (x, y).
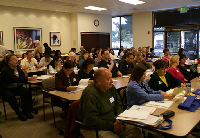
top-left (0, 89), bottom-right (64, 138)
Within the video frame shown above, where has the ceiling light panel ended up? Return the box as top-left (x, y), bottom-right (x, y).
top-left (85, 6), bottom-right (107, 11)
top-left (119, 0), bottom-right (145, 5)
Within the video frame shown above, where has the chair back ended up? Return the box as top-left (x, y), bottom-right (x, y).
top-left (119, 88), bottom-right (127, 110)
top-left (42, 77), bottom-right (55, 90)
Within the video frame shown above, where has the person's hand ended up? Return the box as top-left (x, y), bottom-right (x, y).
top-left (160, 91), bottom-right (167, 95)
top-left (181, 83), bottom-right (186, 88)
top-left (117, 71), bottom-right (122, 77)
top-left (37, 65), bottom-right (42, 68)
top-left (110, 59), bottom-right (114, 65)
top-left (184, 79), bottom-right (188, 82)
top-left (28, 76), bottom-right (37, 81)
top-left (67, 86), bottom-right (77, 91)
top-left (88, 80), bottom-right (93, 85)
top-left (164, 94), bottom-right (175, 100)
top-left (113, 119), bottom-right (124, 133)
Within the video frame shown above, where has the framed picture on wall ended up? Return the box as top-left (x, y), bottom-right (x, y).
top-left (14, 27), bottom-right (42, 51)
top-left (50, 32), bottom-right (61, 46)
top-left (0, 31), bottom-right (3, 46)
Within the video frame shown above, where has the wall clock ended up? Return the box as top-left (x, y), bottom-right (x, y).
top-left (94, 20), bottom-right (99, 27)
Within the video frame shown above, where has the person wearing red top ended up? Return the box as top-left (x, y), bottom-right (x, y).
top-left (167, 55), bottom-right (187, 83)
top-left (161, 48), bottom-right (170, 66)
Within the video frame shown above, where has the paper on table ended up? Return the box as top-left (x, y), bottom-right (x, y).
top-left (37, 75), bottom-right (53, 80)
top-left (145, 100), bottom-right (174, 109)
top-left (38, 67), bottom-right (47, 70)
top-left (172, 87), bottom-right (185, 95)
top-left (74, 79), bottom-right (89, 92)
top-left (129, 105), bottom-right (156, 114)
top-left (118, 110), bottom-right (150, 120)
top-left (122, 76), bottom-right (129, 78)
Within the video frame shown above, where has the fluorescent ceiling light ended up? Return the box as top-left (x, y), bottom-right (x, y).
top-left (119, 0), bottom-right (145, 5)
top-left (85, 6), bottom-right (107, 11)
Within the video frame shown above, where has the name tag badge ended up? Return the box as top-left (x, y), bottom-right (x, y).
top-left (109, 96), bottom-right (115, 103)
top-left (159, 81), bottom-right (162, 85)
top-left (176, 70), bottom-right (179, 72)
top-left (73, 78), bottom-right (76, 82)
top-left (126, 65), bottom-right (128, 68)
top-left (107, 64), bottom-right (110, 67)
top-left (187, 69), bottom-right (190, 72)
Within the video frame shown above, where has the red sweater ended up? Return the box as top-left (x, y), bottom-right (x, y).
top-left (167, 66), bottom-right (185, 83)
top-left (55, 69), bottom-right (79, 91)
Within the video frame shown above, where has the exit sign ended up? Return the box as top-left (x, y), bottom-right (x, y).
top-left (181, 7), bottom-right (186, 11)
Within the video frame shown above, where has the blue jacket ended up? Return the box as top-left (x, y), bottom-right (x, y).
top-left (126, 80), bottom-right (164, 107)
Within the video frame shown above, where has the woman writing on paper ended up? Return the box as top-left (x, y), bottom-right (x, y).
top-left (47, 56), bottom-right (62, 74)
top-left (126, 64), bottom-right (175, 107)
top-left (77, 58), bottom-right (95, 82)
top-left (149, 60), bottom-right (186, 92)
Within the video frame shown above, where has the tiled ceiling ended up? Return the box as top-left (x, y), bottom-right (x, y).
top-left (1, 0), bottom-right (200, 16)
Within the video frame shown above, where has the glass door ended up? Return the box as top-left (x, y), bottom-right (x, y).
top-left (181, 30), bottom-right (197, 59)
top-left (166, 32), bottom-right (180, 55)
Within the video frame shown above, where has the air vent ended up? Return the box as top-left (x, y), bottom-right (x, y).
top-left (41, 0), bottom-right (77, 7)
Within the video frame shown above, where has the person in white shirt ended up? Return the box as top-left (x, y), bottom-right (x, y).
top-left (39, 54), bottom-right (53, 67)
top-left (0, 45), bottom-right (7, 61)
top-left (21, 51), bottom-right (41, 70)
top-left (47, 56), bottom-right (62, 74)
top-left (109, 49), bottom-right (117, 60)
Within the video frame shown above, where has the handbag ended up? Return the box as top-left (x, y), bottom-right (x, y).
top-left (178, 96), bottom-right (200, 112)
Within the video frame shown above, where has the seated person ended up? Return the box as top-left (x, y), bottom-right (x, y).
top-left (21, 51), bottom-right (41, 70)
top-left (109, 49), bottom-right (117, 60)
top-left (98, 49), bottom-right (122, 77)
top-left (78, 68), bottom-right (141, 138)
top-left (132, 51), bottom-right (151, 69)
top-left (0, 54), bottom-right (8, 72)
top-left (177, 54), bottom-right (197, 81)
top-left (150, 48), bottom-right (155, 58)
top-left (34, 51), bottom-right (42, 63)
top-left (118, 52), bottom-right (134, 75)
top-left (47, 56), bottom-right (62, 74)
top-left (161, 48), bottom-right (170, 66)
top-left (149, 60), bottom-right (186, 92)
top-left (0, 54), bottom-right (36, 121)
top-left (168, 55), bottom-right (187, 83)
top-left (68, 52), bottom-right (78, 68)
top-left (78, 50), bottom-right (89, 68)
top-left (77, 58), bottom-right (95, 81)
top-left (126, 64), bottom-right (174, 107)
top-left (55, 60), bottom-right (79, 116)
top-left (94, 50), bottom-right (101, 67)
top-left (178, 48), bottom-right (184, 55)
top-left (55, 60), bottom-right (79, 91)
top-left (39, 54), bottom-right (52, 67)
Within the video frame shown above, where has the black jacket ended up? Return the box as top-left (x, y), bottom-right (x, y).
top-left (77, 69), bottom-right (94, 80)
top-left (148, 71), bottom-right (182, 92)
top-left (118, 59), bottom-right (134, 75)
top-left (98, 59), bottom-right (118, 78)
top-left (0, 65), bottom-right (28, 91)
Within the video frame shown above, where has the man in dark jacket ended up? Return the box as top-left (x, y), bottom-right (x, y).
top-left (119, 52), bottom-right (134, 75)
top-left (0, 54), bottom-right (36, 121)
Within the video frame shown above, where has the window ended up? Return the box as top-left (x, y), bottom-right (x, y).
top-left (112, 15), bottom-right (133, 54)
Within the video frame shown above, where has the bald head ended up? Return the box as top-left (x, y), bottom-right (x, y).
top-left (94, 68), bottom-right (110, 83)
top-left (94, 68), bottom-right (113, 92)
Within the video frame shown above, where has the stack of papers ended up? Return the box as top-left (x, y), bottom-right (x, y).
top-left (117, 105), bottom-right (163, 126)
top-left (145, 101), bottom-right (174, 109)
top-left (74, 79), bottom-right (89, 92)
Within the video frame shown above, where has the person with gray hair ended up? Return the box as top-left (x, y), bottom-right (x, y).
top-left (34, 40), bottom-right (43, 54)
top-left (0, 53), bottom-right (37, 121)
top-left (78, 68), bottom-right (141, 138)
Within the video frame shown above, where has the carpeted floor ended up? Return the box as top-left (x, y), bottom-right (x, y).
top-left (0, 89), bottom-right (65, 138)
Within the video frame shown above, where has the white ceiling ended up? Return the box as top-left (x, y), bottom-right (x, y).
top-left (1, 0), bottom-right (200, 16)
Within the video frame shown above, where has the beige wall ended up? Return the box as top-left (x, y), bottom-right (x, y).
top-left (70, 13), bottom-right (78, 51)
top-left (77, 13), bottom-right (112, 50)
top-left (132, 11), bottom-right (153, 49)
top-left (0, 6), bottom-right (71, 55)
